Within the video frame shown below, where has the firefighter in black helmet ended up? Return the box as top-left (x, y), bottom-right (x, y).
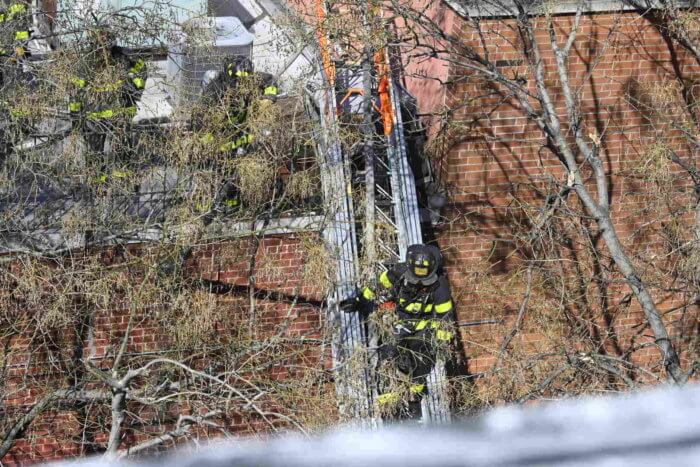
top-left (195, 55), bottom-right (279, 221)
top-left (199, 55), bottom-right (278, 155)
top-left (68, 27), bottom-right (147, 167)
top-left (0, 0), bottom-right (33, 155)
top-left (354, 244), bottom-right (455, 419)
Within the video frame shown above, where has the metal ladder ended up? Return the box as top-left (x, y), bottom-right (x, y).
top-left (364, 51), bottom-right (450, 425)
top-left (312, 0), bottom-right (450, 426)
top-left (308, 0), bottom-right (376, 426)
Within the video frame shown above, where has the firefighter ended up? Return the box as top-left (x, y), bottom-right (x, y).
top-left (0, 0), bottom-right (32, 153)
top-left (0, 0), bottom-right (32, 71)
top-left (352, 244), bottom-right (455, 419)
top-left (194, 55), bottom-right (279, 220)
top-left (68, 28), bottom-right (147, 172)
top-left (199, 55), bottom-right (278, 155)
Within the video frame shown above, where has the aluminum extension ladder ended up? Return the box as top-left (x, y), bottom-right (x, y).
top-left (311, 1), bottom-right (450, 426)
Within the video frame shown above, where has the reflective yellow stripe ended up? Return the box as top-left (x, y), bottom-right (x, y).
top-left (71, 77), bottom-right (87, 88)
top-left (87, 107), bottom-right (136, 120)
top-left (219, 134), bottom-right (253, 152)
top-left (415, 319), bottom-right (429, 331)
top-left (263, 85), bottom-right (278, 96)
top-left (403, 300), bottom-right (452, 314)
top-left (9, 107), bottom-right (29, 118)
top-left (410, 384), bottom-right (425, 394)
top-left (413, 320), bottom-right (453, 340)
top-left (225, 198), bottom-right (239, 207)
top-left (362, 287), bottom-right (375, 301)
top-left (88, 109), bottom-right (114, 119)
top-left (235, 70), bottom-right (250, 77)
top-left (112, 170), bottom-right (130, 178)
top-left (436, 330), bottom-right (453, 341)
top-left (219, 141), bottom-right (235, 152)
top-left (14, 30), bottom-right (29, 41)
top-left (435, 300), bottom-right (453, 314)
top-left (405, 302), bottom-right (432, 312)
top-left (195, 202), bottom-right (211, 212)
top-left (69, 102), bottom-right (82, 112)
top-left (0, 13), bottom-right (5, 22)
top-left (379, 271), bottom-right (392, 289)
top-left (93, 80), bottom-right (124, 92)
top-left (377, 392), bottom-right (400, 406)
top-left (129, 59), bottom-right (145, 74)
top-left (8, 3), bottom-right (27, 15)
top-left (132, 77), bottom-right (145, 89)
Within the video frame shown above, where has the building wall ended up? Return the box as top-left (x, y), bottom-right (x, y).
top-left (425, 8), bottom-right (700, 390)
top-left (1, 234), bottom-right (330, 465)
top-left (399, 0), bottom-right (456, 137)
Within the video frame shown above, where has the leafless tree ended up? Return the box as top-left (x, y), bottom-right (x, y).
top-left (0, 1), bottom-right (336, 461)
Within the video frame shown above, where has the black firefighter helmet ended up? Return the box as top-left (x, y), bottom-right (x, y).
top-left (405, 244), bottom-right (442, 286)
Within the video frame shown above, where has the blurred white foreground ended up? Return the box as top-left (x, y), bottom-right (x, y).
top-left (59, 383), bottom-right (700, 466)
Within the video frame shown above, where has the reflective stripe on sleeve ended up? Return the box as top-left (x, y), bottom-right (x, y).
top-left (8, 3), bottom-right (27, 16)
top-left (435, 300), bottom-right (453, 314)
top-left (14, 30), bottom-right (29, 41)
top-left (379, 270), bottom-right (392, 289)
top-left (112, 170), bottom-right (130, 178)
top-left (377, 392), bottom-right (400, 406)
top-left (263, 85), bottom-right (278, 96)
top-left (362, 287), bottom-right (375, 301)
top-left (88, 109), bottom-right (114, 119)
top-left (129, 59), bottom-right (145, 74)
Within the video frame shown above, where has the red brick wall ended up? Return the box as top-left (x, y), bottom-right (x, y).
top-left (424, 9), bottom-right (700, 394)
top-left (1, 234), bottom-right (332, 465)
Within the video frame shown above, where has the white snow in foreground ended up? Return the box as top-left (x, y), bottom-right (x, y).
top-left (54, 383), bottom-right (700, 466)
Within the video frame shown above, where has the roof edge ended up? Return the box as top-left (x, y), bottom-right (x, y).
top-left (443, 0), bottom-right (699, 18)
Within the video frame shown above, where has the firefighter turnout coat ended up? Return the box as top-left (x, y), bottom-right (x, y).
top-left (363, 263), bottom-right (455, 342)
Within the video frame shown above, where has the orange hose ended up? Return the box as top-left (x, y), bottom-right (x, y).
top-left (375, 50), bottom-right (393, 136)
top-left (315, 0), bottom-right (336, 86)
